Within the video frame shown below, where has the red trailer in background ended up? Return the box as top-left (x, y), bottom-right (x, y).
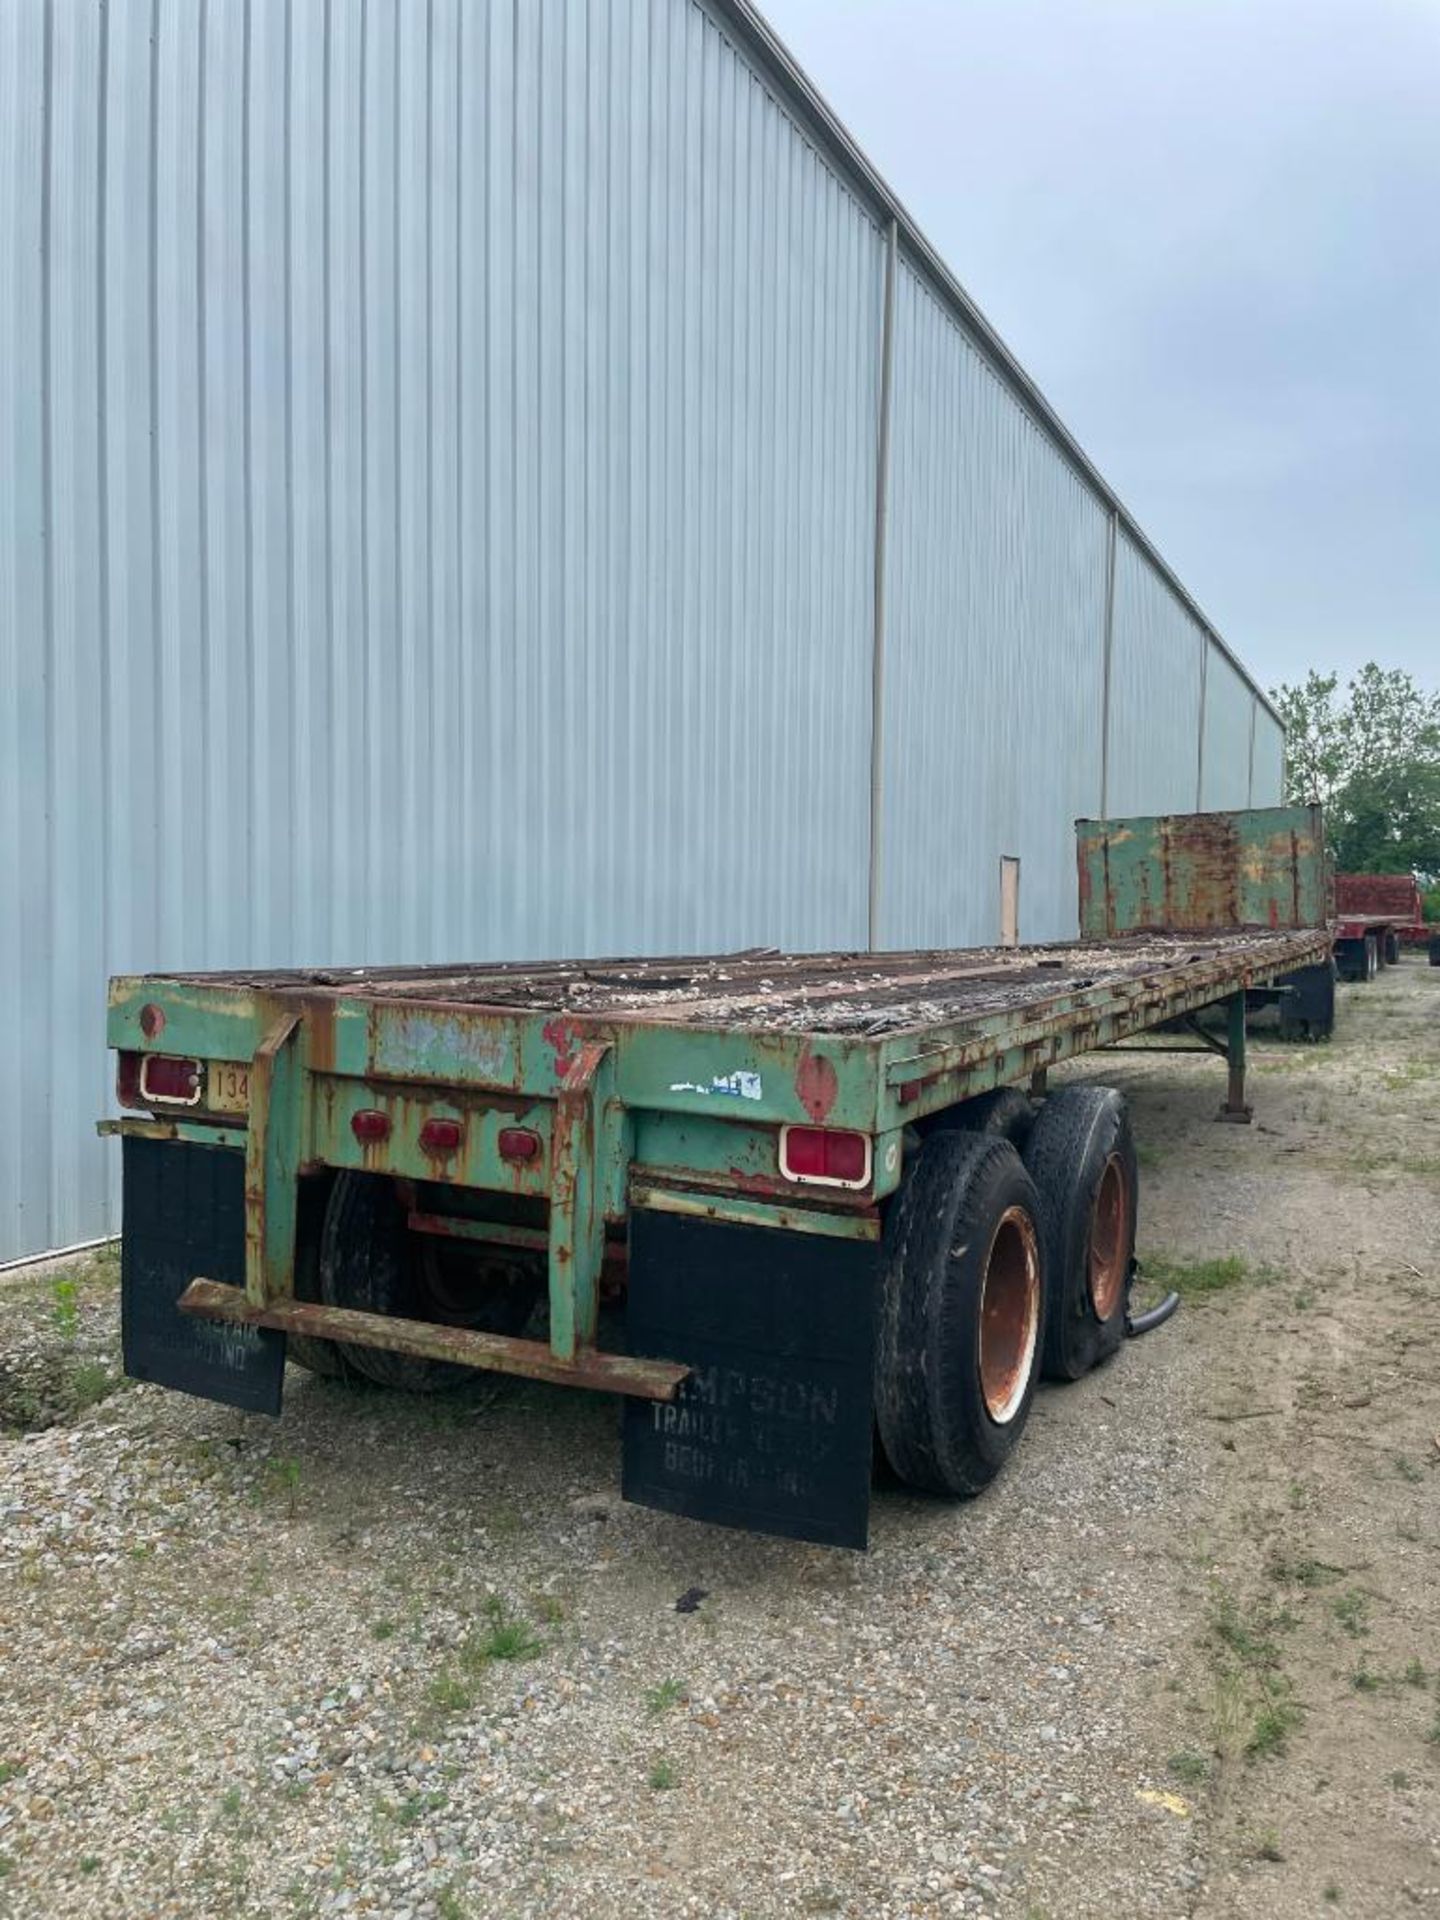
top-left (1333, 872), bottom-right (1429, 979)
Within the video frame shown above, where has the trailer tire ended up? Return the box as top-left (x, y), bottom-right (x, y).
top-left (875, 1131), bottom-right (1044, 1498)
top-left (1384, 931), bottom-right (1400, 967)
top-left (1023, 1085), bottom-right (1137, 1382)
top-left (287, 1173), bottom-right (353, 1380)
top-left (926, 1085), bottom-right (1035, 1148)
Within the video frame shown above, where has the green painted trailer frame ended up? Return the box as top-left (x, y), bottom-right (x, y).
top-left (98, 811), bottom-right (1325, 1423)
top-left (101, 807), bottom-right (1331, 1544)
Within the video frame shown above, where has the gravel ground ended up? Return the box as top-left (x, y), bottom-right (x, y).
top-left (2, 961), bottom-right (1437, 1918)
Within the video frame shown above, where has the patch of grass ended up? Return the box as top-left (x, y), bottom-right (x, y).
top-left (1351, 1663), bottom-right (1383, 1694)
top-left (1141, 1252), bottom-right (1255, 1302)
top-left (370, 1620), bottom-right (397, 1642)
top-left (1267, 1551), bottom-right (1337, 1590)
top-left (1247, 1696), bottom-right (1302, 1758)
top-left (425, 1674), bottom-right (475, 1715)
top-left (647, 1757), bottom-right (678, 1791)
top-left (1404, 1658), bottom-right (1428, 1688)
top-left (1251, 1828), bottom-right (1284, 1863)
top-left (392, 1791), bottom-right (447, 1827)
top-left (261, 1457), bottom-right (304, 1514)
top-left (69, 1360), bottom-right (120, 1411)
top-left (0, 1762), bottom-right (25, 1786)
top-left (1167, 1750), bottom-right (1210, 1786)
top-left (1427, 1712), bottom-right (1440, 1748)
top-left (1214, 1593), bottom-right (1281, 1666)
top-left (1394, 1456), bottom-right (1424, 1485)
top-left (1136, 1142), bottom-right (1164, 1171)
top-left (531, 1592), bottom-right (567, 1626)
top-left (0, 1857), bottom-right (12, 1880)
top-left (1331, 1590), bottom-right (1369, 1637)
top-left (220, 1787), bottom-right (244, 1819)
top-left (1323, 1883), bottom-right (1341, 1904)
top-left (80, 1857), bottom-right (100, 1875)
top-left (1390, 1770), bottom-right (1411, 1790)
top-left (645, 1678), bottom-right (686, 1716)
top-left (436, 1889), bottom-right (467, 1920)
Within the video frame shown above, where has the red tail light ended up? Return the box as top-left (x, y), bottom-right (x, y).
top-left (498, 1127), bottom-right (542, 1164)
top-left (779, 1125), bottom-right (872, 1189)
top-left (420, 1117), bottom-right (463, 1154)
top-left (351, 1108), bottom-right (391, 1144)
top-left (139, 1054), bottom-right (203, 1106)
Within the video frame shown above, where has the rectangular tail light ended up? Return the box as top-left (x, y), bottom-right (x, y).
top-left (137, 1054), bottom-right (204, 1107)
top-left (779, 1125), bottom-right (872, 1190)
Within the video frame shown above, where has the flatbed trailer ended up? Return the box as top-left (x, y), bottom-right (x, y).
top-left (104, 808), bottom-right (1331, 1548)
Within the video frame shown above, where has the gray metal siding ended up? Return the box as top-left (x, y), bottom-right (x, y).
top-left (880, 264), bottom-right (1109, 947)
top-left (1251, 710), bottom-right (1287, 807)
top-left (1200, 648), bottom-right (1257, 811)
top-left (1, 0), bottom-right (1279, 1263)
top-left (1105, 529), bottom-right (1206, 818)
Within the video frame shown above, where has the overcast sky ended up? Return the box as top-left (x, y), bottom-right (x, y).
top-left (763, 0), bottom-right (1439, 697)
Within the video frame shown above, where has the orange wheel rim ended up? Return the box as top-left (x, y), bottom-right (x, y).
top-left (1089, 1153), bottom-right (1130, 1319)
top-left (979, 1205), bottom-right (1041, 1425)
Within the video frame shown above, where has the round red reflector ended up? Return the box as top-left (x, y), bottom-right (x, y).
top-left (139, 1002), bottom-right (166, 1038)
top-left (351, 1108), bottom-right (391, 1143)
top-left (420, 1117), bottom-right (463, 1154)
top-left (497, 1126), bottom-right (542, 1164)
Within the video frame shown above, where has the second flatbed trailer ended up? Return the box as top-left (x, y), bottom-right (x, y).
top-left (104, 808), bottom-right (1331, 1547)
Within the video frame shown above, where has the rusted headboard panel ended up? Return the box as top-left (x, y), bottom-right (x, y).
top-left (1076, 806), bottom-right (1329, 938)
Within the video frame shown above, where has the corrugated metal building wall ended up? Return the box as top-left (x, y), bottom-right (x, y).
top-left (0, 0), bottom-right (1285, 1264)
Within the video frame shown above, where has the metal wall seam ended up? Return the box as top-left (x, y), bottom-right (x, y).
top-left (701, 0), bottom-right (1283, 729)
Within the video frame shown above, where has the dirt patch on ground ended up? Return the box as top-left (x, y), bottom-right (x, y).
top-left (1, 962), bottom-right (1437, 1917)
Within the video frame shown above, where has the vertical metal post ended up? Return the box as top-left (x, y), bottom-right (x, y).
top-left (1099, 510), bottom-right (1117, 818)
top-left (1218, 991), bottom-right (1252, 1124)
top-left (1246, 697), bottom-right (1257, 806)
top-left (548, 1041), bottom-right (616, 1359)
top-left (867, 217), bottom-right (899, 951)
top-left (1195, 634), bottom-right (1210, 811)
top-left (244, 1012), bottom-right (303, 1304)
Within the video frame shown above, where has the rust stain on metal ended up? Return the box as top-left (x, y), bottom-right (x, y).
top-left (794, 1048), bottom-right (839, 1123)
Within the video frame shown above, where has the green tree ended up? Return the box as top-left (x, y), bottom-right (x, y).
top-left (1270, 665), bottom-right (1440, 880)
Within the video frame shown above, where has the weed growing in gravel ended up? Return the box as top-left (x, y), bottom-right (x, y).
top-left (220, 1787), bottom-right (244, 1820)
top-left (1167, 1750), bottom-right (1210, 1786)
top-left (53, 1277), bottom-right (80, 1340)
top-left (1404, 1659), bottom-right (1428, 1687)
top-left (0, 1762), bottom-right (24, 1785)
top-left (1331, 1590), bottom-right (1369, 1637)
top-left (392, 1791), bottom-right (447, 1827)
top-left (426, 1673), bottom-right (475, 1714)
top-left (260, 1458), bottom-right (304, 1515)
top-left (1323, 1883), bottom-right (1341, 1903)
top-left (0, 1856), bottom-right (12, 1879)
top-left (463, 1597), bottom-right (542, 1666)
top-left (1247, 1696), bottom-right (1302, 1758)
top-left (1252, 1828), bottom-right (1284, 1863)
top-left (1208, 1589), bottom-right (1304, 1762)
top-left (80, 1857), bottom-right (100, 1875)
top-left (436, 1887), bottom-right (468, 1920)
top-left (370, 1620), bottom-right (397, 1642)
top-left (531, 1592), bottom-right (567, 1625)
top-left (1394, 1456), bottom-right (1424, 1485)
top-left (648, 1757), bottom-right (678, 1791)
top-left (645, 1678), bottom-right (686, 1715)
top-left (1267, 1551), bottom-right (1338, 1589)
top-left (1351, 1664), bottom-right (1383, 1693)
top-left (1427, 1712), bottom-right (1440, 1747)
top-left (1389, 1769), bottom-right (1411, 1789)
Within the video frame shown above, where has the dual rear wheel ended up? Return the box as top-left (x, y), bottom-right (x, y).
top-left (875, 1084), bottom-right (1137, 1498)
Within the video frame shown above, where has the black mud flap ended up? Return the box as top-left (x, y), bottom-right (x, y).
top-left (622, 1210), bottom-right (879, 1550)
top-left (121, 1136), bottom-right (285, 1415)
